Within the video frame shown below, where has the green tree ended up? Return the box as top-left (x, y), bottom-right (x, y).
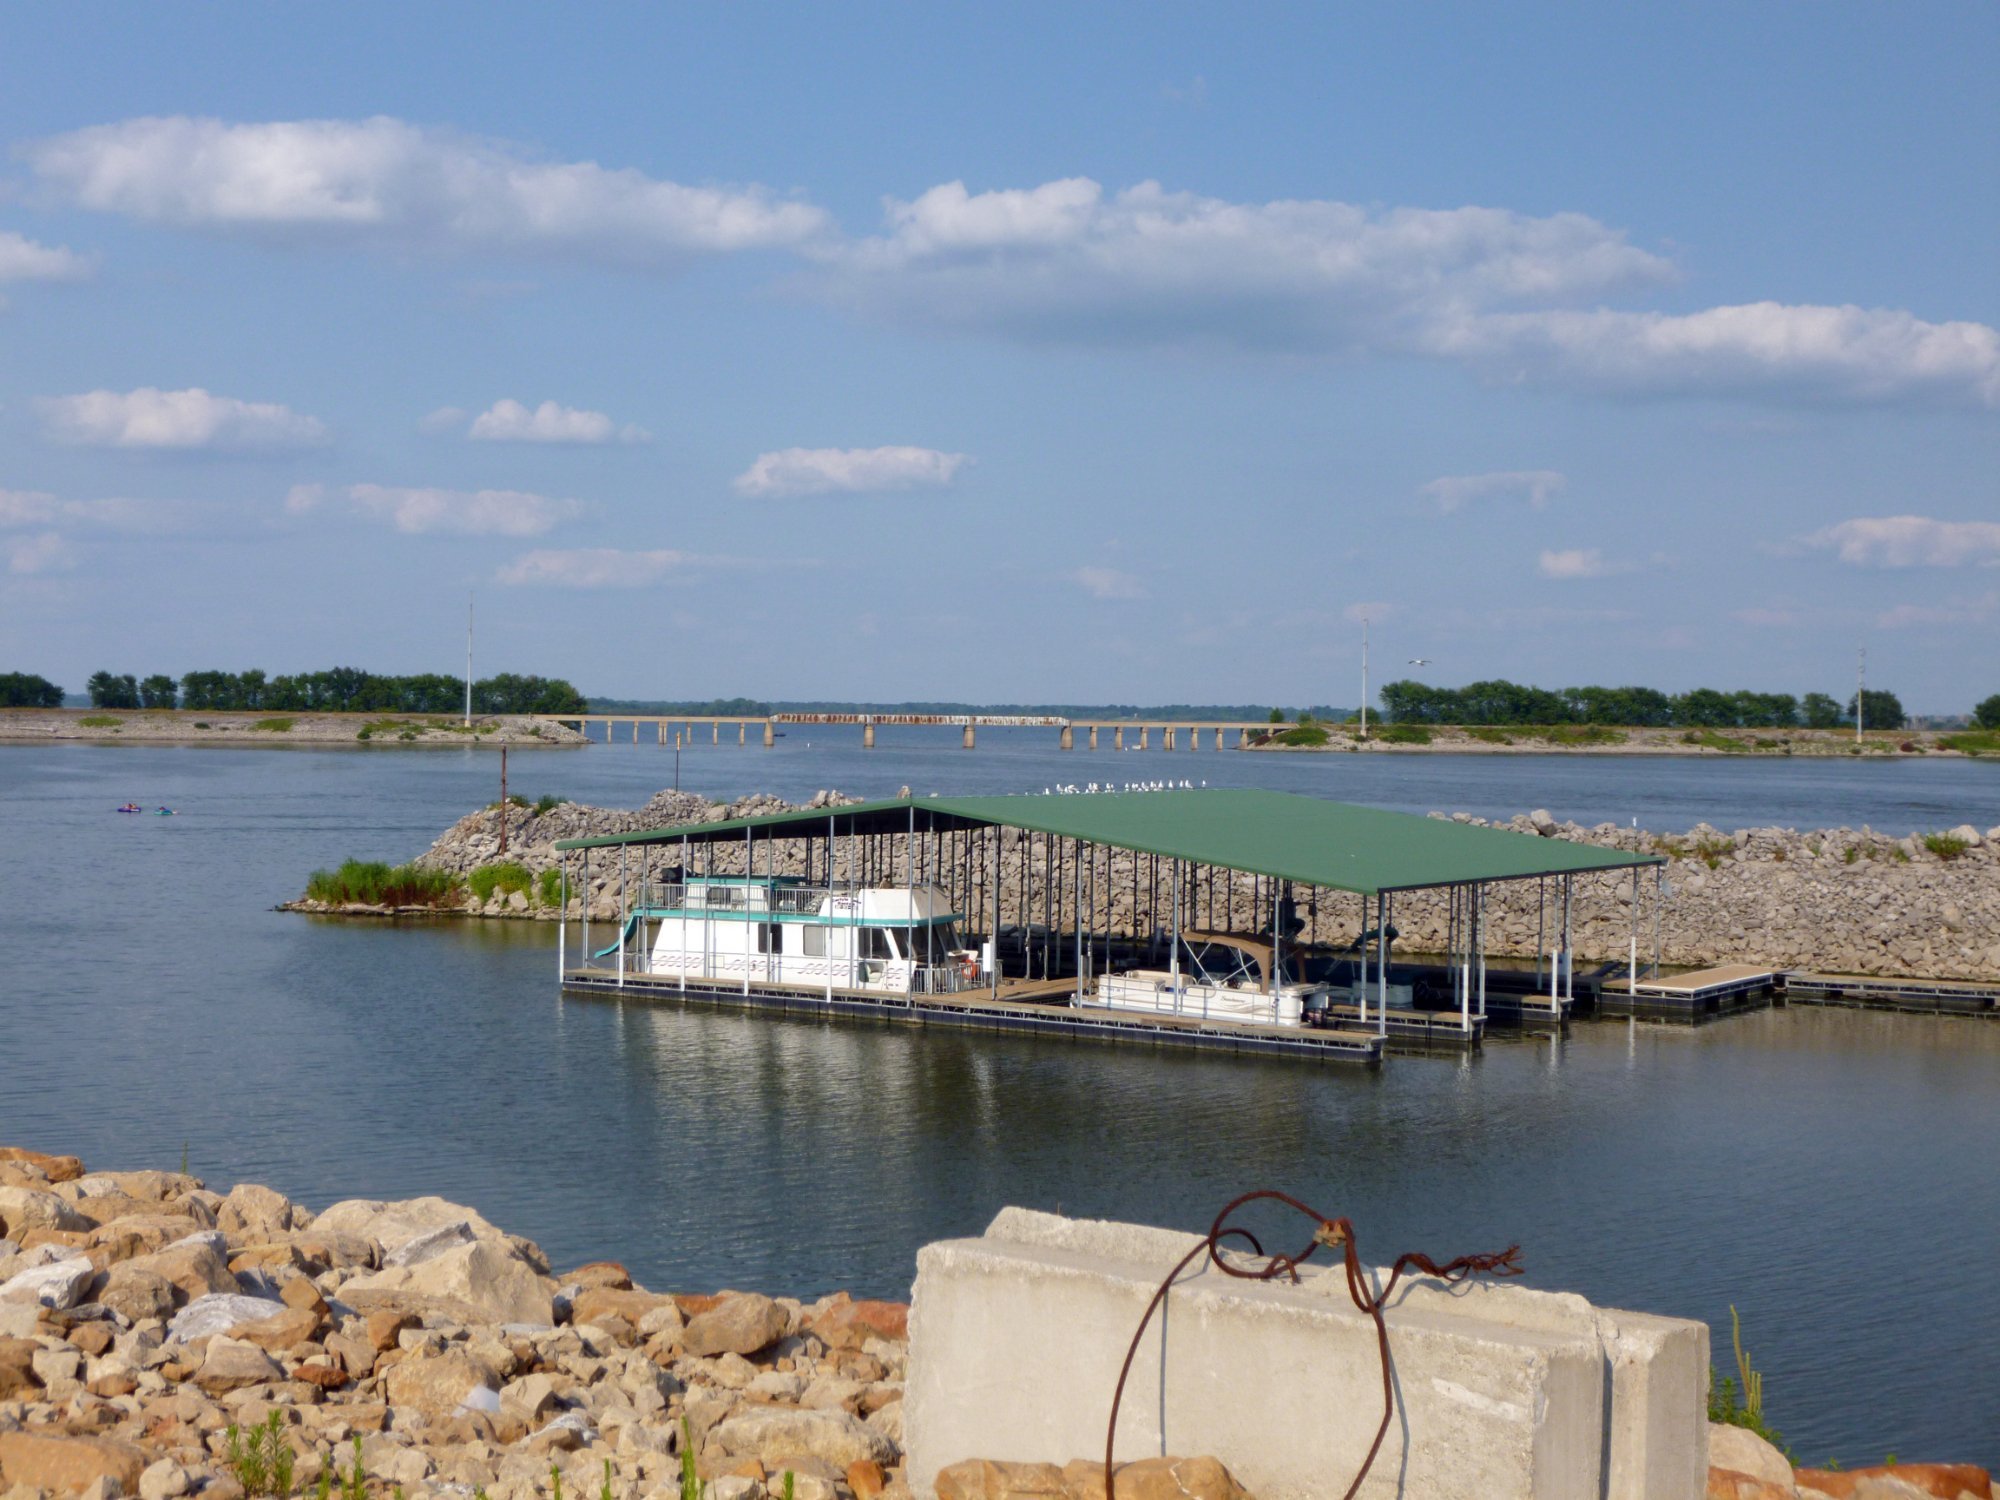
top-left (1846, 689), bottom-right (1906, 731)
top-left (86, 671), bottom-right (140, 709)
top-left (1673, 689), bottom-right (1736, 728)
top-left (1973, 694), bottom-right (2000, 730)
top-left (139, 674), bottom-right (178, 709)
top-left (0, 672), bottom-right (63, 707)
top-left (1802, 692), bottom-right (1843, 729)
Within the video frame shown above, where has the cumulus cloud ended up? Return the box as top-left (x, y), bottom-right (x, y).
top-left (1419, 470), bottom-right (1566, 513)
top-left (22, 116), bottom-right (828, 266)
top-left (37, 387), bottom-right (328, 450)
top-left (293, 482), bottom-right (582, 535)
top-left (465, 399), bottom-right (649, 444)
top-left (0, 230), bottom-right (92, 297)
top-left (1805, 515), bottom-right (2000, 568)
top-left (1069, 566), bottom-right (1145, 600)
top-left (1537, 547), bottom-right (1628, 580)
top-left (1435, 303), bottom-right (2000, 408)
top-left (732, 445), bottom-right (969, 498)
top-left (496, 548), bottom-right (693, 587)
top-left (5, 531), bottom-right (75, 574)
top-left (816, 178), bottom-right (1676, 353)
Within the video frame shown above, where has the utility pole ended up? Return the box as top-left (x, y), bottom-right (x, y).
top-left (1856, 645), bottom-right (1866, 744)
top-left (464, 592), bottom-right (474, 728)
top-left (1359, 616), bottom-right (1370, 739)
top-left (498, 745), bottom-right (508, 855)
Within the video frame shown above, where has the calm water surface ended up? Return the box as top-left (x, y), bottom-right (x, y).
top-left (1, 741), bottom-right (1996, 1466)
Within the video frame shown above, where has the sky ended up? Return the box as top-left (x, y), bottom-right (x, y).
top-left (1, 4), bottom-right (1995, 712)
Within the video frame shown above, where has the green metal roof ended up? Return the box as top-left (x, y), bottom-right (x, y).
top-left (555, 789), bottom-right (1658, 896)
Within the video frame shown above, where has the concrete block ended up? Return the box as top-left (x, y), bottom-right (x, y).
top-left (906, 1209), bottom-right (1708, 1500)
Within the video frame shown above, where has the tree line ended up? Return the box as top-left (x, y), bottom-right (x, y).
top-left (1377, 678), bottom-right (1911, 731)
top-left (70, 668), bottom-right (588, 715)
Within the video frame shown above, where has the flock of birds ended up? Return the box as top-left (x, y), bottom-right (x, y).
top-left (1042, 779), bottom-right (1204, 795)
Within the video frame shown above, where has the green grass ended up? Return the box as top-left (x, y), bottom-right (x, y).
top-left (1921, 832), bottom-right (1971, 861)
top-left (538, 868), bottom-right (563, 906)
top-left (533, 793), bottom-right (568, 814)
top-left (1464, 726), bottom-right (1514, 745)
top-left (1375, 723), bottom-right (1432, 745)
top-left (78, 714), bottom-right (122, 728)
top-left (252, 716), bottom-right (296, 733)
top-left (468, 860), bottom-right (535, 903)
top-left (305, 859), bottom-right (463, 907)
top-left (1939, 729), bottom-right (2000, 757)
top-left (1532, 724), bottom-right (1628, 747)
top-left (1272, 723), bottom-right (1330, 746)
top-left (1681, 730), bottom-right (1751, 753)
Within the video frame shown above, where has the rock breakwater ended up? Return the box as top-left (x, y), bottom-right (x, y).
top-left (0, 1144), bottom-right (909, 1500)
top-left (292, 791), bottom-right (2000, 983)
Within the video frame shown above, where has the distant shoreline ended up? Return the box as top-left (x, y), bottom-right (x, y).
top-left (1246, 723), bottom-right (1990, 759)
top-left (0, 707), bottom-right (585, 748)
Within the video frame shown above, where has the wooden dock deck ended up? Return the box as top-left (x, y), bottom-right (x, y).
top-left (1782, 972), bottom-right (2000, 1017)
top-left (559, 967), bottom-right (1387, 1066)
top-left (1599, 964), bottom-right (1779, 1023)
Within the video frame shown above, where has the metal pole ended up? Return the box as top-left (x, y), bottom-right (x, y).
top-left (498, 746), bottom-right (508, 855)
top-left (1653, 864), bottom-right (1663, 979)
top-left (1073, 839), bottom-right (1083, 1002)
top-left (989, 824), bottom-right (1000, 1000)
top-left (1169, 859), bottom-right (1182, 1011)
top-left (1629, 866), bottom-right (1639, 990)
top-left (1476, 884), bottom-right (1487, 1020)
top-left (827, 815), bottom-right (836, 1000)
top-left (1459, 886), bottom-right (1471, 1034)
top-left (616, 847), bottom-right (626, 988)
top-left (556, 854), bottom-right (566, 979)
top-left (1563, 875), bottom-right (1574, 1005)
top-left (1379, 894), bottom-right (1390, 1038)
top-left (580, 850), bottom-right (589, 968)
top-left (680, 835), bottom-right (689, 993)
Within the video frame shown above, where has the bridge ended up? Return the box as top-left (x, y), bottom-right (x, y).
top-left (532, 712), bottom-right (1297, 750)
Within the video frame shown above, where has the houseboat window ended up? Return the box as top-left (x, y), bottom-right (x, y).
top-left (801, 925), bottom-right (826, 957)
top-left (861, 927), bottom-right (895, 960)
top-left (755, 923), bottom-right (780, 954)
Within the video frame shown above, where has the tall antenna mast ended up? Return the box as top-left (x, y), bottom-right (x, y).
top-left (1855, 644), bottom-right (1865, 744)
top-left (1360, 615), bottom-right (1370, 739)
top-left (465, 592), bottom-right (474, 727)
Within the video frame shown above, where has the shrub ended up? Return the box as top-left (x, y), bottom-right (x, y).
top-left (1465, 726), bottom-right (1513, 745)
top-left (533, 793), bottom-right (568, 815)
top-left (252, 717), bottom-right (295, 733)
top-left (225, 1411), bottom-right (296, 1497)
top-left (1682, 730), bottom-right (1749, 753)
top-left (305, 860), bottom-right (462, 907)
top-left (468, 861), bottom-right (535, 903)
top-left (538, 867), bottom-right (563, 906)
top-left (1274, 724), bottom-right (1329, 746)
top-left (1921, 832), bottom-right (1970, 861)
top-left (1376, 723), bottom-right (1432, 745)
top-left (78, 714), bottom-right (122, 728)
top-left (1939, 729), bottom-right (2000, 757)
top-left (1534, 724), bottom-right (1627, 747)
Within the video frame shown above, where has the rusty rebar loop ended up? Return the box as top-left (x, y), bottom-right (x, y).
top-left (1103, 1191), bottom-right (1522, 1500)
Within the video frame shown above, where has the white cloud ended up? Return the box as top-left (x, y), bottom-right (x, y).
top-left (1875, 591), bottom-right (1999, 629)
top-left (0, 230), bottom-right (92, 288)
top-left (1436, 302), bottom-right (2000, 408)
top-left (5, 531), bottom-right (75, 575)
top-left (818, 178), bottom-right (1675, 354)
top-left (496, 547), bottom-right (693, 587)
top-left (1537, 547), bottom-right (1628, 580)
top-left (301, 483), bottom-right (582, 536)
top-left (1070, 566), bottom-right (1145, 600)
top-left (37, 387), bottom-right (328, 450)
top-left (1806, 515), bottom-right (2000, 568)
top-left (466, 399), bottom-right (649, 445)
top-left (23, 116), bottom-right (828, 266)
top-left (1419, 470), bottom-right (1566, 513)
top-left (732, 445), bottom-right (969, 498)
top-left (419, 407), bottom-right (468, 435)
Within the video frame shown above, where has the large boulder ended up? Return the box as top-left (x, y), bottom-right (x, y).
top-left (1707, 1424), bottom-right (1793, 1490)
top-left (192, 1335), bottom-right (284, 1393)
top-left (0, 1336), bottom-right (41, 1399)
top-left (70, 1171), bottom-right (198, 1203)
top-left (710, 1406), bottom-right (896, 1468)
top-left (216, 1183), bottom-right (311, 1241)
top-left (1061, 1457), bottom-right (1255, 1500)
top-left (383, 1348), bottom-right (503, 1415)
top-left (0, 1430), bottom-right (147, 1495)
top-left (313, 1196), bottom-right (508, 1254)
top-left (167, 1292), bottom-right (286, 1343)
top-left (0, 1254), bottom-right (94, 1310)
top-left (0, 1185), bottom-right (91, 1239)
top-left (341, 1239), bottom-right (553, 1326)
top-left (0, 1148), bottom-right (85, 1184)
top-left (98, 1266), bottom-right (178, 1324)
top-left (933, 1460), bottom-right (1068, 1500)
top-left (682, 1292), bottom-right (789, 1358)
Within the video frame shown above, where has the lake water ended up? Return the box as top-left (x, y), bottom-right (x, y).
top-left (2, 739), bottom-right (1996, 1467)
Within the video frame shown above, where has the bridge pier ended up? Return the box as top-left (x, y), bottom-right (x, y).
top-left (1088, 725), bottom-right (1098, 750)
top-left (1215, 727), bottom-right (1225, 750)
top-left (764, 722), bottom-right (775, 747)
top-left (1164, 727), bottom-right (1176, 750)
top-left (1059, 726), bottom-right (1073, 750)
top-left (1187, 725), bottom-right (1199, 751)
top-left (738, 722), bottom-right (746, 746)
top-left (1240, 727), bottom-right (1252, 748)
top-left (863, 721), bottom-right (876, 749)
top-left (1114, 726), bottom-right (1124, 750)
top-left (963, 724), bottom-right (976, 749)
top-left (1139, 727), bottom-right (1149, 749)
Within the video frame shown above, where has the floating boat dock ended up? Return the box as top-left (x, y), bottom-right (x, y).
top-left (551, 790), bottom-right (1663, 1069)
top-left (1780, 972), bottom-right (2000, 1017)
top-left (1599, 964), bottom-right (1781, 1022)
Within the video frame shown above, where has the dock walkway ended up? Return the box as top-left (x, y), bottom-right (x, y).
top-left (559, 967), bottom-right (1386, 1065)
top-left (1599, 964), bottom-right (1779, 1023)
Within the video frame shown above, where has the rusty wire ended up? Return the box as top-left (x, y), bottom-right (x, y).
top-left (1104, 1190), bottom-right (1523, 1500)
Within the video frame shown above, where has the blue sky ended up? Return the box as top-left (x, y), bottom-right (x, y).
top-left (1, 4), bottom-right (1995, 710)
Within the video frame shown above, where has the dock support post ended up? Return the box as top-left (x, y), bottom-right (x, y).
top-left (1477, 884), bottom-right (1487, 1020)
top-left (963, 723), bottom-right (976, 749)
top-left (1059, 725), bottom-right (1073, 750)
top-left (1379, 894), bottom-right (1390, 1038)
top-left (680, 836), bottom-right (689, 993)
top-left (1460, 886), bottom-right (1472, 1035)
top-left (581, 851), bottom-right (590, 970)
top-left (616, 848), bottom-right (626, 988)
top-left (557, 856), bottom-right (566, 980)
top-left (1562, 876), bottom-right (1574, 1008)
top-left (1629, 867), bottom-right (1639, 990)
top-left (1169, 859), bottom-right (1181, 1011)
top-left (863, 720), bottom-right (875, 749)
top-left (1653, 865), bottom-right (1663, 979)
top-left (990, 826), bottom-right (1001, 1001)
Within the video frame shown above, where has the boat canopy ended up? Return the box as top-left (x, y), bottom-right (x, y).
top-left (555, 788), bottom-right (1660, 897)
